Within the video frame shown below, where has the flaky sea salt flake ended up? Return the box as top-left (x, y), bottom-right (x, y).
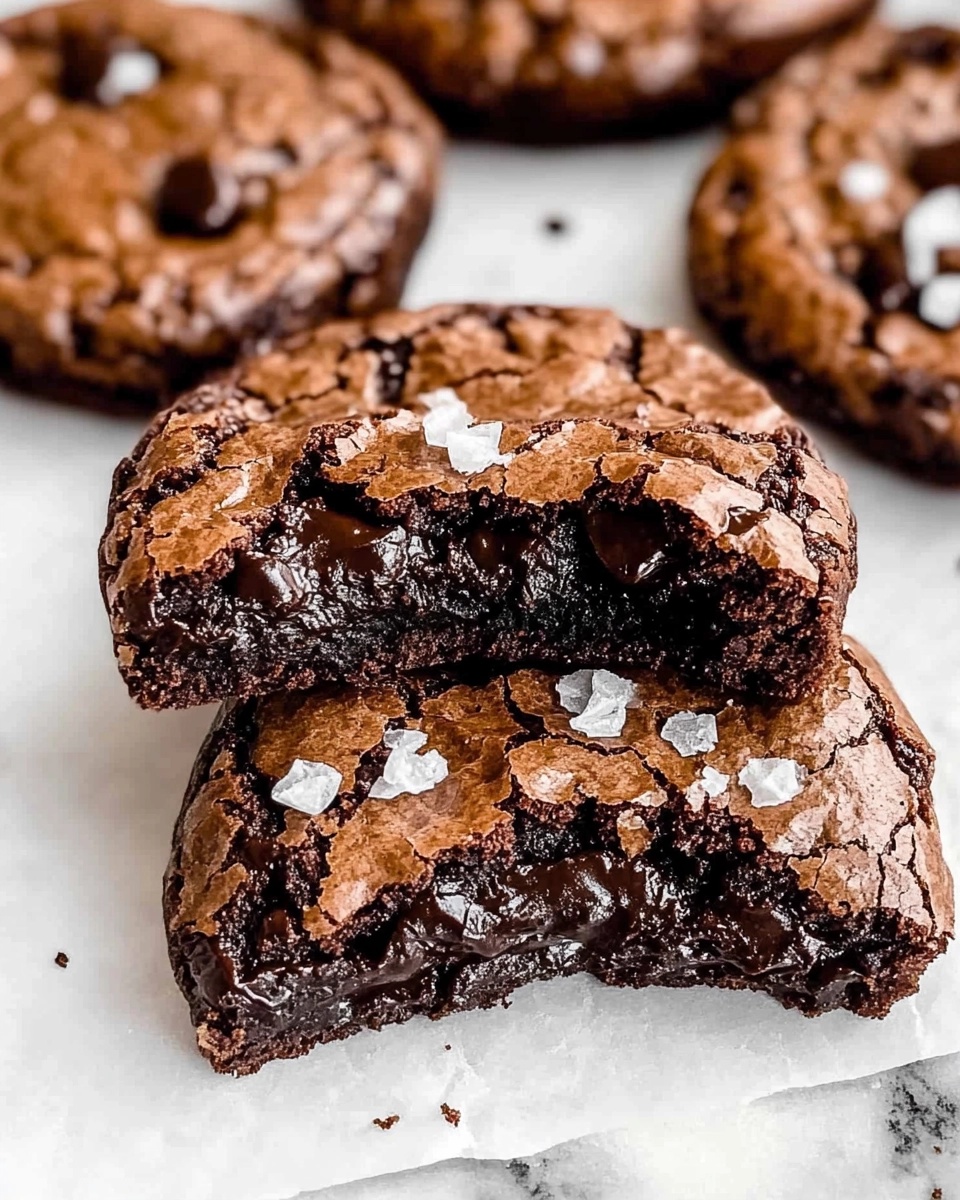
top-left (686, 766), bottom-right (730, 810)
top-left (557, 669), bottom-right (595, 715)
top-left (838, 160), bottom-right (890, 203)
top-left (369, 728), bottom-right (449, 799)
top-left (738, 757), bottom-right (807, 808)
top-left (446, 422), bottom-right (512, 474)
top-left (420, 389), bottom-right (473, 447)
top-left (569, 669), bottom-right (635, 738)
top-left (271, 758), bottom-right (342, 816)
top-left (903, 186), bottom-right (960, 286)
top-left (919, 274), bottom-right (960, 330)
top-left (660, 711), bottom-right (718, 757)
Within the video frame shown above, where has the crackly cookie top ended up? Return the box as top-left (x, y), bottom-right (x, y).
top-left (0, 0), bottom-right (441, 398)
top-left (164, 639), bottom-right (954, 971)
top-left (306, 0), bottom-right (875, 132)
top-left (691, 23), bottom-right (960, 449)
top-left (99, 305), bottom-right (850, 618)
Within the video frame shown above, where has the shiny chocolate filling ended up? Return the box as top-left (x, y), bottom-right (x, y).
top-left (182, 809), bottom-right (902, 1072)
top-left (133, 487), bottom-right (821, 705)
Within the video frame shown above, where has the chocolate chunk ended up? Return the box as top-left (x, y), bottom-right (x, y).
top-left (911, 138), bottom-right (960, 192)
top-left (466, 526), bottom-right (535, 575)
top-left (232, 501), bottom-right (397, 608)
top-left (162, 641), bottom-right (953, 1076)
top-left (856, 236), bottom-right (916, 315)
top-left (100, 307), bottom-right (855, 710)
top-left (440, 1104), bottom-right (461, 1127)
top-left (372, 1115), bottom-right (400, 1130)
top-left (585, 506), bottom-right (672, 587)
top-left (54, 951), bottom-right (69, 968)
top-left (938, 247), bottom-right (960, 275)
top-left (156, 156), bottom-right (242, 237)
top-left (58, 27), bottom-right (113, 103)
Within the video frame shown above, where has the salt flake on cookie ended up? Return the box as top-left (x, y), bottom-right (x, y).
top-left (369, 729), bottom-right (448, 799)
top-left (558, 668), bottom-right (635, 738)
top-left (446, 422), bottom-right (513, 474)
top-left (738, 757), bottom-right (807, 808)
top-left (272, 758), bottom-right (343, 815)
top-left (660, 711), bottom-right (718, 757)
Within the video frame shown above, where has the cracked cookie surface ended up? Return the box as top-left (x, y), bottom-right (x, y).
top-left (164, 638), bottom-right (954, 1075)
top-left (303, 0), bottom-right (875, 142)
top-left (691, 22), bottom-right (960, 480)
top-left (100, 304), bottom-right (856, 708)
top-left (0, 0), bottom-right (441, 409)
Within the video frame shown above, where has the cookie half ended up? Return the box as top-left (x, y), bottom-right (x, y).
top-left (100, 305), bottom-right (856, 708)
top-left (303, 0), bottom-right (876, 141)
top-left (691, 22), bottom-right (960, 480)
top-left (0, 0), bottom-right (442, 409)
top-left (164, 639), bottom-right (953, 1075)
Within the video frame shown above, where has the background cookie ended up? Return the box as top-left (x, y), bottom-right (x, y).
top-left (302, 0), bottom-right (876, 142)
top-left (0, 0), bottom-right (442, 410)
top-left (691, 22), bottom-right (960, 481)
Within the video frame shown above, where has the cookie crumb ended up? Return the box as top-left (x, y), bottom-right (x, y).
top-left (440, 1103), bottom-right (461, 1127)
top-left (372, 1114), bottom-right (400, 1130)
top-left (932, 1189), bottom-right (942, 1199)
top-left (543, 215), bottom-right (568, 236)
top-left (54, 951), bottom-right (69, 969)
top-left (934, 1146), bottom-right (943, 1154)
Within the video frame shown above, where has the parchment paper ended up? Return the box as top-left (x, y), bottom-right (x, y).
top-left (2, 1), bottom-right (959, 1197)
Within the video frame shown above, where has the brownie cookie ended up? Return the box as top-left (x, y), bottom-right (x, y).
top-left (100, 305), bottom-right (856, 709)
top-left (0, 0), bottom-right (441, 410)
top-left (164, 639), bottom-right (954, 1075)
top-left (302, 0), bottom-right (876, 141)
top-left (691, 23), bottom-right (960, 480)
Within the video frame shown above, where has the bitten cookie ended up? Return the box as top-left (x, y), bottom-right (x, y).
top-left (100, 304), bottom-right (855, 709)
top-left (302, 0), bottom-right (875, 142)
top-left (164, 640), bottom-right (954, 1075)
top-left (0, 0), bottom-right (441, 409)
top-left (691, 23), bottom-right (960, 480)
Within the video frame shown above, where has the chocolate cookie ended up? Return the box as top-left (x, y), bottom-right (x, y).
top-left (100, 305), bottom-right (856, 709)
top-left (302, 0), bottom-right (876, 141)
top-left (164, 639), bottom-right (954, 1075)
top-left (0, 0), bottom-right (441, 410)
top-left (691, 22), bottom-right (960, 480)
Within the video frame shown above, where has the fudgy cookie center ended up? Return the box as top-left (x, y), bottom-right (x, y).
top-left (585, 506), bottom-right (673, 587)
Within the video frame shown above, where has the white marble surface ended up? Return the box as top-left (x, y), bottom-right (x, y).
top-left (2, 0), bottom-right (960, 1197)
top-left (308, 1054), bottom-right (960, 1200)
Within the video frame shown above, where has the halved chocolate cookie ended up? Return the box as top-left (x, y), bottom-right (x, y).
top-left (0, 0), bottom-right (441, 409)
top-left (691, 23), bottom-right (960, 479)
top-left (100, 305), bottom-right (856, 708)
top-left (164, 640), bottom-right (953, 1075)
